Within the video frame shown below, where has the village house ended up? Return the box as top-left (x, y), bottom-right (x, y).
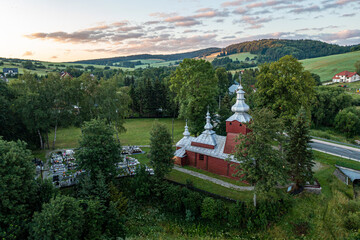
top-left (332, 71), bottom-right (360, 83)
top-left (174, 84), bottom-right (251, 179)
top-left (3, 68), bottom-right (18, 77)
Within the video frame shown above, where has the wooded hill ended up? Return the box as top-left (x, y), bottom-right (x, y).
top-left (222, 39), bottom-right (353, 63)
top-left (70, 39), bottom-right (359, 67)
top-left (72, 48), bottom-right (221, 65)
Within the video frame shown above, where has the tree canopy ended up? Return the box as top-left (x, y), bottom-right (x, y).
top-left (255, 55), bottom-right (315, 125)
top-left (76, 118), bottom-right (121, 182)
top-left (149, 122), bottom-right (174, 179)
top-left (170, 59), bottom-right (218, 136)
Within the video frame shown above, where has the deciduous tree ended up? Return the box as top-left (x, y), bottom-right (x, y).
top-left (76, 118), bottom-right (121, 182)
top-left (255, 55), bottom-right (315, 125)
top-left (170, 59), bottom-right (218, 135)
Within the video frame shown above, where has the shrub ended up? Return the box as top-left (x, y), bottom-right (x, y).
top-left (228, 201), bottom-right (246, 228)
top-left (163, 184), bottom-right (183, 213)
top-left (182, 190), bottom-right (204, 220)
top-left (344, 212), bottom-right (360, 230)
top-left (201, 198), bottom-right (227, 224)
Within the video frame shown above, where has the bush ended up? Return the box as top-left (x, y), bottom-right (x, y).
top-left (201, 197), bottom-right (228, 224)
top-left (344, 212), bottom-right (360, 230)
top-left (163, 184), bottom-right (183, 213)
top-left (132, 164), bottom-right (151, 200)
top-left (228, 201), bottom-right (247, 228)
top-left (182, 190), bottom-right (204, 220)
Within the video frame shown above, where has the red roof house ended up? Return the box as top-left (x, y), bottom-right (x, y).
top-left (332, 71), bottom-right (360, 83)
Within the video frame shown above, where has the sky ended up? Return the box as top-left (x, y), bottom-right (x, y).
top-left (1, 0), bottom-right (359, 62)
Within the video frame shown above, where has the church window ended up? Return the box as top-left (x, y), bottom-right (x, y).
top-left (199, 154), bottom-right (204, 160)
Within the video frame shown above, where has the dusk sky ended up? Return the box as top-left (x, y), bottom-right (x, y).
top-left (1, 0), bottom-right (359, 62)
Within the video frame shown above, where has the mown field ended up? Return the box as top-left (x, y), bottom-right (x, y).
top-left (48, 118), bottom-right (185, 150)
top-left (301, 51), bottom-right (360, 82)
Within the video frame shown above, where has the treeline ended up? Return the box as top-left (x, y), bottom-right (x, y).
top-left (0, 72), bottom-right (131, 149)
top-left (223, 39), bottom-right (352, 63)
top-left (311, 87), bottom-right (360, 137)
top-left (212, 57), bottom-right (257, 70)
top-left (72, 48), bottom-right (221, 66)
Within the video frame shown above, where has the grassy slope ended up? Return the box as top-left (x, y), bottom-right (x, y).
top-left (301, 51), bottom-right (360, 82)
top-left (0, 60), bottom-right (132, 77)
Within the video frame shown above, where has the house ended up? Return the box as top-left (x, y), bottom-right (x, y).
top-left (3, 68), bottom-right (18, 77)
top-left (174, 84), bottom-right (251, 179)
top-left (60, 71), bottom-right (72, 78)
top-left (332, 71), bottom-right (360, 83)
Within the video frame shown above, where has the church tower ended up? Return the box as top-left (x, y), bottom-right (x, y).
top-left (223, 83), bottom-right (251, 154)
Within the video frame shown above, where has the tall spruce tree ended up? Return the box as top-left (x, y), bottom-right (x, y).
top-left (233, 108), bottom-right (287, 206)
top-left (149, 122), bottom-right (174, 179)
top-left (285, 108), bottom-right (314, 188)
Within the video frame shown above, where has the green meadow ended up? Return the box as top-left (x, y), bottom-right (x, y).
top-left (301, 50), bottom-right (360, 82)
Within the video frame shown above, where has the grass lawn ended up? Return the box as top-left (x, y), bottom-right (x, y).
top-left (313, 150), bottom-right (360, 171)
top-left (310, 126), bottom-right (360, 145)
top-left (182, 165), bottom-right (249, 187)
top-left (166, 169), bottom-right (253, 201)
top-left (301, 51), bottom-right (360, 82)
top-left (48, 118), bottom-right (186, 149)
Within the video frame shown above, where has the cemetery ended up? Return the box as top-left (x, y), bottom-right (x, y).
top-left (47, 147), bottom-right (153, 187)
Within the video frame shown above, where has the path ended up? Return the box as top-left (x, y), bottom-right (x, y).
top-left (173, 166), bottom-right (254, 191)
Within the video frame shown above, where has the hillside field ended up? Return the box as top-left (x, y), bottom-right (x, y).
top-left (0, 59), bottom-right (132, 77)
top-left (301, 51), bottom-right (360, 82)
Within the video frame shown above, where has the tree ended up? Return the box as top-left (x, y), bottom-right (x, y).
top-left (76, 118), bottom-right (122, 182)
top-left (334, 107), bottom-right (360, 138)
top-left (255, 55), bottom-right (316, 125)
top-left (215, 67), bottom-right (229, 97)
top-left (311, 87), bottom-right (353, 127)
top-left (233, 108), bottom-right (287, 206)
top-left (30, 195), bottom-right (84, 240)
top-left (311, 73), bottom-right (322, 86)
top-left (285, 108), bottom-right (315, 189)
top-left (215, 93), bottom-right (232, 136)
top-left (0, 138), bottom-right (36, 238)
top-left (170, 59), bottom-right (218, 135)
top-left (149, 122), bottom-right (174, 179)
top-left (355, 60), bottom-right (360, 75)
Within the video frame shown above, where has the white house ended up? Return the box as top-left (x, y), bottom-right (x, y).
top-left (332, 71), bottom-right (360, 83)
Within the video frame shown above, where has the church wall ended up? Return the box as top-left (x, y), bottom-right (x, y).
top-left (184, 150), bottom-right (239, 179)
top-left (226, 121), bottom-right (249, 135)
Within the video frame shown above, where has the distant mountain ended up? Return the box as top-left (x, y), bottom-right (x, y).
top-left (71, 39), bottom-right (357, 66)
top-left (220, 39), bottom-right (352, 63)
top-left (71, 48), bottom-right (221, 65)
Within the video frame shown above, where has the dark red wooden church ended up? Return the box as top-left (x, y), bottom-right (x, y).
top-left (174, 84), bottom-right (251, 179)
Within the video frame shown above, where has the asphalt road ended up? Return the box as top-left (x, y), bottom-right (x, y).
top-left (310, 141), bottom-right (360, 162)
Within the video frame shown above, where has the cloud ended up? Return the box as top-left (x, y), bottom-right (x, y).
top-left (323, 0), bottom-right (355, 9)
top-left (222, 35), bottom-right (236, 39)
top-left (289, 5), bottom-right (321, 14)
top-left (319, 29), bottom-right (360, 41)
top-left (246, 0), bottom-right (288, 9)
top-left (183, 29), bottom-right (199, 33)
top-left (221, 0), bottom-right (251, 7)
top-left (25, 22), bottom-right (145, 44)
top-left (23, 51), bottom-right (33, 56)
top-left (341, 13), bottom-right (355, 17)
top-left (233, 7), bottom-right (246, 14)
top-left (145, 21), bottom-right (161, 25)
top-left (296, 25), bottom-right (338, 32)
top-left (234, 16), bottom-right (273, 29)
top-left (51, 56), bottom-right (57, 59)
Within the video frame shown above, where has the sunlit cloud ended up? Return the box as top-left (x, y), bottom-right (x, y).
top-left (23, 51), bottom-right (33, 56)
